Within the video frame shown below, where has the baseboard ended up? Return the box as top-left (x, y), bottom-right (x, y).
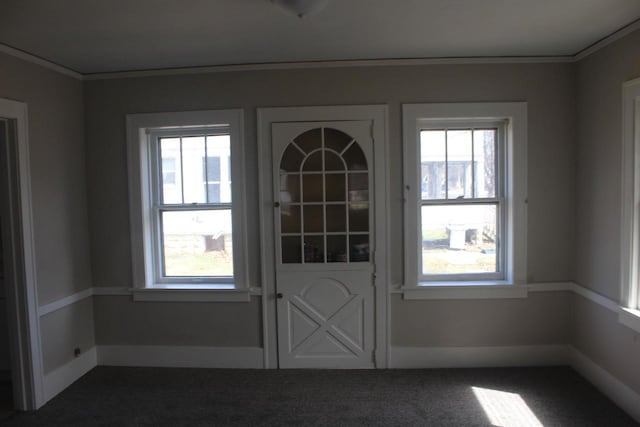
top-left (97, 345), bottom-right (264, 369)
top-left (389, 345), bottom-right (571, 368)
top-left (43, 347), bottom-right (97, 403)
top-left (570, 348), bottom-right (640, 422)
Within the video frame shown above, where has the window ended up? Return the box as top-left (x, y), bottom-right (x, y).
top-left (127, 110), bottom-right (247, 301)
top-left (621, 78), bottom-right (640, 329)
top-left (403, 103), bottom-right (526, 292)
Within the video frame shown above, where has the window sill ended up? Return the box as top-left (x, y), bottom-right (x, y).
top-left (618, 307), bottom-right (640, 333)
top-left (132, 285), bottom-right (252, 302)
top-left (402, 282), bottom-right (528, 300)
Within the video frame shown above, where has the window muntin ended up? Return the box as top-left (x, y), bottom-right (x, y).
top-left (278, 127), bottom-right (370, 264)
top-left (418, 124), bottom-right (505, 280)
top-left (151, 128), bottom-right (234, 283)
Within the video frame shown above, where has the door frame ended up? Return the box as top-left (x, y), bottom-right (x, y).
top-left (0, 98), bottom-right (45, 409)
top-left (257, 105), bottom-right (389, 369)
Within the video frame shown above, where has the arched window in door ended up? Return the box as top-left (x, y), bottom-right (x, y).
top-left (278, 127), bottom-right (369, 264)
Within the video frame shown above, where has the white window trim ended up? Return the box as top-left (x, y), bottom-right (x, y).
top-left (402, 102), bottom-right (527, 299)
top-left (126, 109), bottom-right (249, 302)
top-left (620, 77), bottom-right (640, 332)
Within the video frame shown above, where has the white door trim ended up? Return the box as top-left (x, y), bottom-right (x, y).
top-left (257, 105), bottom-right (389, 368)
top-left (0, 98), bottom-right (45, 409)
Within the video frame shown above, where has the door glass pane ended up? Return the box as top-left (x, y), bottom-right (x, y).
top-left (280, 174), bottom-right (300, 203)
top-left (324, 151), bottom-right (344, 171)
top-left (303, 205), bottom-right (324, 233)
top-left (302, 174), bottom-right (323, 202)
top-left (349, 203), bottom-right (369, 232)
top-left (473, 129), bottom-right (496, 198)
top-left (304, 236), bottom-right (324, 263)
top-left (281, 204), bottom-right (300, 233)
top-left (280, 144), bottom-right (305, 172)
top-left (348, 173), bottom-right (368, 201)
top-left (446, 130), bottom-right (472, 199)
top-left (159, 137), bottom-right (181, 204)
top-left (420, 130), bottom-right (446, 200)
top-left (326, 174), bottom-right (346, 202)
top-left (327, 235), bottom-right (347, 262)
top-left (161, 209), bottom-right (233, 277)
top-left (421, 204), bottom-right (498, 275)
top-left (326, 204), bottom-right (346, 232)
top-left (324, 128), bottom-right (352, 153)
top-left (303, 151), bottom-right (323, 171)
top-left (343, 143), bottom-right (367, 170)
top-left (295, 128), bottom-right (321, 153)
top-left (282, 236), bottom-right (302, 263)
top-left (349, 235), bottom-right (369, 262)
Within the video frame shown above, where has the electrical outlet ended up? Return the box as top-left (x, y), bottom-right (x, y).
top-left (74, 347), bottom-right (81, 358)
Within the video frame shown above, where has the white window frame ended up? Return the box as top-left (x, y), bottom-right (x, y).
top-left (620, 77), bottom-right (640, 332)
top-left (126, 109), bottom-right (249, 302)
top-left (402, 103), bottom-right (527, 299)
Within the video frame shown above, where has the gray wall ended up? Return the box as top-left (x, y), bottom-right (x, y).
top-left (85, 62), bottom-right (575, 347)
top-left (574, 29), bottom-right (640, 393)
top-left (0, 51), bottom-right (95, 373)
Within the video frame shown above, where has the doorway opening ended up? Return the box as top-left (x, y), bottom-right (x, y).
top-left (0, 98), bottom-right (45, 410)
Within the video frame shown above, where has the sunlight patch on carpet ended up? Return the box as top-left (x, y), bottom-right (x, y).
top-left (472, 386), bottom-right (543, 427)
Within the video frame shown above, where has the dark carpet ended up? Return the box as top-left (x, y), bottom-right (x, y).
top-left (2, 366), bottom-right (637, 426)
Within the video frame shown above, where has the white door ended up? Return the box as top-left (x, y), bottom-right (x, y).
top-left (272, 121), bottom-right (375, 368)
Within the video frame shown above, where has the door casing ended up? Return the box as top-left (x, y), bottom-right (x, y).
top-left (257, 105), bottom-right (389, 369)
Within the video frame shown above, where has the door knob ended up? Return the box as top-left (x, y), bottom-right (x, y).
top-left (276, 292), bottom-right (283, 299)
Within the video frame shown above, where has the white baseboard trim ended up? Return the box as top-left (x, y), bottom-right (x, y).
top-left (97, 345), bottom-right (264, 369)
top-left (570, 348), bottom-right (640, 423)
top-left (43, 347), bottom-right (97, 403)
top-left (389, 345), bottom-right (570, 369)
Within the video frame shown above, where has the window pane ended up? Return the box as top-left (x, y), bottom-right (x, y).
top-left (324, 128), bottom-right (352, 153)
top-left (327, 235), bottom-right (347, 262)
top-left (343, 143), bottom-right (367, 170)
top-left (282, 236), bottom-right (302, 263)
top-left (473, 129), bottom-right (496, 198)
top-left (304, 236), bottom-right (324, 263)
top-left (349, 235), bottom-right (369, 262)
top-left (420, 130), bottom-right (446, 200)
top-left (206, 135), bottom-right (231, 203)
top-left (325, 174), bottom-right (346, 202)
top-left (421, 204), bottom-right (498, 275)
top-left (295, 128), bottom-right (321, 153)
top-left (280, 174), bottom-right (300, 203)
top-left (162, 209), bottom-right (233, 277)
top-left (182, 136), bottom-right (206, 204)
top-left (304, 205), bottom-right (324, 233)
top-left (159, 138), bottom-right (182, 204)
top-left (302, 174), bottom-right (323, 202)
top-left (447, 130), bottom-right (472, 199)
top-left (326, 204), bottom-right (346, 232)
top-left (280, 144), bottom-right (305, 172)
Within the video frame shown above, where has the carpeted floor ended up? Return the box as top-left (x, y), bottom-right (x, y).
top-left (2, 366), bottom-right (637, 426)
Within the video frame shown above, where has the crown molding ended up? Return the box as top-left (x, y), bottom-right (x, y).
top-left (574, 18), bottom-right (640, 62)
top-left (82, 56), bottom-right (574, 80)
top-left (1, 18), bottom-right (639, 81)
top-left (0, 43), bottom-right (82, 80)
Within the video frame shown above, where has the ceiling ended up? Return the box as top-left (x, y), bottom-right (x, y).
top-left (1, 0), bottom-right (640, 75)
